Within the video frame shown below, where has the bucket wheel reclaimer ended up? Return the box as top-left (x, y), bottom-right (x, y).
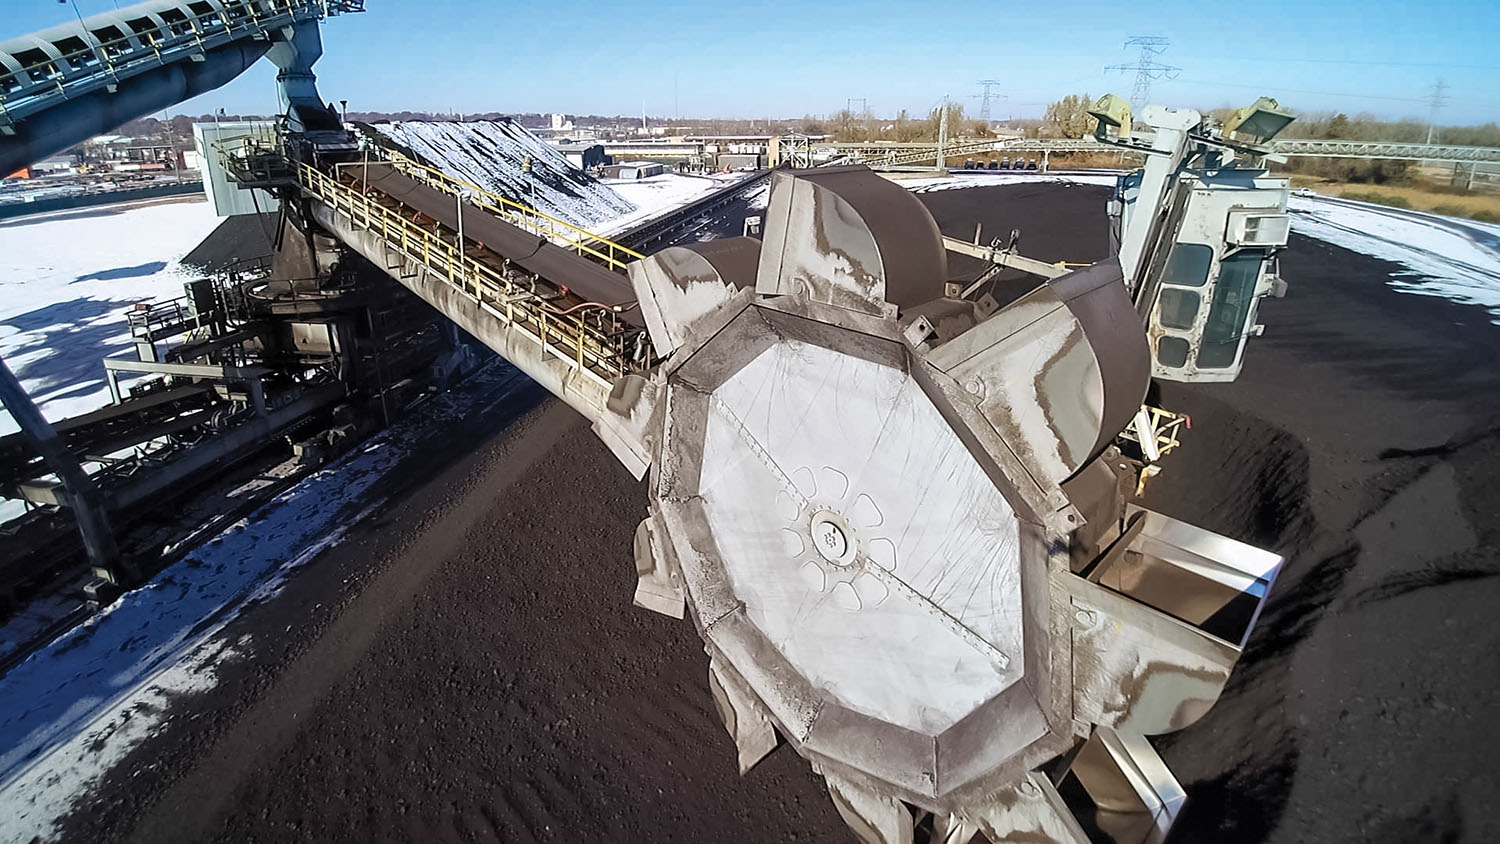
top-left (594, 167), bottom-right (1282, 844)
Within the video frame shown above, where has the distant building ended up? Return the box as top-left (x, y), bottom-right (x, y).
top-left (30, 155), bottom-right (76, 176)
top-left (716, 153), bottom-right (761, 171)
top-left (548, 140), bottom-right (607, 170)
top-left (602, 161), bottom-right (666, 180)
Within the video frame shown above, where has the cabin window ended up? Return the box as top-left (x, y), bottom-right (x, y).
top-left (51, 36), bottom-right (93, 70)
top-left (1157, 336), bottom-right (1190, 368)
top-left (90, 26), bottom-right (129, 58)
top-left (1162, 242), bottom-right (1213, 287)
top-left (1158, 289), bottom-right (1200, 330)
top-left (14, 48), bottom-right (55, 83)
top-left (1199, 252), bottom-right (1263, 369)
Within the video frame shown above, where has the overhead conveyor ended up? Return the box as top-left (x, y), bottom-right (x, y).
top-left (229, 138), bottom-right (655, 420)
top-left (0, 0), bottom-right (363, 174)
top-left (344, 161), bottom-right (646, 323)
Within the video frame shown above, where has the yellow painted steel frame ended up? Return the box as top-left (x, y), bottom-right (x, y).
top-left (297, 161), bottom-right (641, 384)
top-left (360, 145), bottom-right (644, 272)
top-left (1118, 404), bottom-right (1189, 494)
top-left (1138, 405), bottom-right (1187, 456)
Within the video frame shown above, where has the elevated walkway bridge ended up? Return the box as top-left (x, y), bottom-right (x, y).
top-left (221, 137), bottom-right (655, 421)
top-left (828, 136), bottom-right (1500, 169)
top-left (0, 0), bottom-right (362, 175)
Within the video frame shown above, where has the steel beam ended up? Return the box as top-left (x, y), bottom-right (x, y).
top-left (0, 354), bottom-right (130, 581)
top-left (832, 136), bottom-right (1500, 167)
top-left (942, 236), bottom-right (1070, 279)
top-left (101, 357), bottom-right (271, 380)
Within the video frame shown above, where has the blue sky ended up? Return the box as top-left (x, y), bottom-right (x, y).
top-left (13, 0), bottom-right (1500, 125)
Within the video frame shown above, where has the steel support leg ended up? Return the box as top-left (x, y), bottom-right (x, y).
top-left (0, 353), bottom-right (134, 585)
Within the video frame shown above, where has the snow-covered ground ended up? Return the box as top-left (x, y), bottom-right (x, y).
top-left (1289, 194), bottom-right (1500, 323)
top-left (593, 172), bottom-right (753, 237)
top-left (0, 198), bottom-right (221, 437)
top-left (0, 361), bottom-right (530, 843)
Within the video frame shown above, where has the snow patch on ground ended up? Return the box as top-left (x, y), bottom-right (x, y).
top-left (0, 362), bottom-right (530, 843)
top-left (367, 121), bottom-right (634, 228)
top-left (1288, 195), bottom-right (1500, 322)
top-left (0, 633), bottom-right (250, 841)
top-left (593, 172), bottom-right (751, 237)
top-left (0, 199), bottom-right (221, 438)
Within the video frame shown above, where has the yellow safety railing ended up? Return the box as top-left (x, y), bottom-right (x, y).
top-left (345, 145), bottom-right (644, 272)
top-left (208, 128), bottom-right (283, 175)
top-left (295, 161), bottom-right (639, 383)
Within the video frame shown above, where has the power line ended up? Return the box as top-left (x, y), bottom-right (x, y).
top-left (1171, 77), bottom-right (1430, 103)
top-left (1227, 56), bottom-right (1500, 72)
top-left (1165, 77), bottom-right (1500, 117)
top-left (1105, 35), bottom-right (1179, 110)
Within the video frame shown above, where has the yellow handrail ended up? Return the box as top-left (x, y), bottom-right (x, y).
top-left (294, 160), bottom-right (639, 383)
top-left (350, 144), bottom-right (644, 272)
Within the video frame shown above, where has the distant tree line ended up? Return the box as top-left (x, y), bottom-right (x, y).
top-left (1276, 111), bottom-right (1500, 184)
top-left (796, 102), bottom-right (995, 143)
top-left (100, 97), bottom-right (1500, 190)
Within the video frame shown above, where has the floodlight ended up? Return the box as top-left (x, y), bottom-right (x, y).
top-left (1089, 94), bottom-right (1134, 142)
top-left (1224, 97), bottom-right (1295, 145)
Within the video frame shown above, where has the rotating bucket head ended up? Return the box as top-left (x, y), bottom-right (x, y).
top-left (602, 166), bottom-right (1284, 843)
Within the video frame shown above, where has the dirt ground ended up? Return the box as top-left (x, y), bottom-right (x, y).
top-left (55, 183), bottom-right (1500, 843)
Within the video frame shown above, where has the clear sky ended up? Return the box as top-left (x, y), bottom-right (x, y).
top-left (12, 0), bottom-right (1500, 126)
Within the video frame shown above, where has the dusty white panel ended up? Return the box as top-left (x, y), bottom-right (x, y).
top-left (193, 121), bottom-right (280, 218)
top-left (696, 338), bottom-right (1024, 736)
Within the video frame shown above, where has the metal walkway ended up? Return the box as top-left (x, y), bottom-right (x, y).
top-left (218, 139), bottom-right (655, 418)
top-left (831, 135), bottom-right (1500, 168)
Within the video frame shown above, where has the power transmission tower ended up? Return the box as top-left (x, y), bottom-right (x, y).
top-left (847, 98), bottom-right (870, 140)
top-left (1105, 36), bottom-right (1180, 110)
top-left (1426, 78), bottom-right (1449, 145)
top-left (973, 80), bottom-right (1007, 124)
top-left (937, 94), bottom-right (950, 171)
